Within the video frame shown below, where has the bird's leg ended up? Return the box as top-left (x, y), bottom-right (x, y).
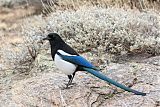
top-left (66, 75), bottom-right (72, 88)
top-left (69, 72), bottom-right (76, 85)
top-left (66, 72), bottom-right (76, 88)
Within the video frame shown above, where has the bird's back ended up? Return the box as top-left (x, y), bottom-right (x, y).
top-left (60, 43), bottom-right (79, 56)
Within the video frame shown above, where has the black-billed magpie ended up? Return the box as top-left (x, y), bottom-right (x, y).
top-left (43, 33), bottom-right (146, 96)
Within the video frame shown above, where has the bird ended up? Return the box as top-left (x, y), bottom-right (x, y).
top-left (43, 33), bottom-right (146, 96)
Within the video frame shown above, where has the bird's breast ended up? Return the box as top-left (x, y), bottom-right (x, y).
top-left (54, 54), bottom-right (77, 75)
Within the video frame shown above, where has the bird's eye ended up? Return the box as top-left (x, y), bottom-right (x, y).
top-left (52, 37), bottom-right (56, 40)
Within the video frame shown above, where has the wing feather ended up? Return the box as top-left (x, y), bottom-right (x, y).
top-left (57, 52), bottom-right (99, 70)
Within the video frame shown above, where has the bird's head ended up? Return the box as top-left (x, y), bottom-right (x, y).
top-left (43, 33), bottom-right (62, 41)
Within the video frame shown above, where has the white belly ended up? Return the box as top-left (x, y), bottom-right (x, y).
top-left (55, 53), bottom-right (77, 75)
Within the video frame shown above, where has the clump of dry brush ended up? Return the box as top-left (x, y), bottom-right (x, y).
top-left (22, 6), bottom-right (160, 56)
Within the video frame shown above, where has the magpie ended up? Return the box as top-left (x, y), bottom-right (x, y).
top-left (43, 33), bottom-right (146, 96)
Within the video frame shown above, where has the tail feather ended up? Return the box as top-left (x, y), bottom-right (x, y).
top-left (82, 67), bottom-right (146, 96)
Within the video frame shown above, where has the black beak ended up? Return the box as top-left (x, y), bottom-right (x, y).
top-left (43, 37), bottom-right (51, 40)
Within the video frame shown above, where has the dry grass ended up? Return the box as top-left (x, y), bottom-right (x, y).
top-left (41, 0), bottom-right (160, 13)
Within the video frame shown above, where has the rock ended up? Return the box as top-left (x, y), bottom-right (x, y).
top-left (140, 56), bottom-right (160, 66)
top-left (0, 53), bottom-right (160, 107)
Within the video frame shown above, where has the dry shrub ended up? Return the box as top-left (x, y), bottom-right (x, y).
top-left (0, 35), bottom-right (34, 73)
top-left (22, 6), bottom-right (160, 57)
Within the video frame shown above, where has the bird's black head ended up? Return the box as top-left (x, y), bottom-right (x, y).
top-left (43, 33), bottom-right (62, 41)
top-left (43, 32), bottom-right (78, 58)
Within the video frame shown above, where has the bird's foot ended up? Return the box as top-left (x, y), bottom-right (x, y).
top-left (62, 83), bottom-right (76, 89)
top-left (61, 85), bottom-right (72, 90)
top-left (68, 82), bottom-right (76, 86)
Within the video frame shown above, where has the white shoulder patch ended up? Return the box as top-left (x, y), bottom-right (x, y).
top-left (55, 49), bottom-right (77, 75)
top-left (57, 50), bottom-right (76, 56)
